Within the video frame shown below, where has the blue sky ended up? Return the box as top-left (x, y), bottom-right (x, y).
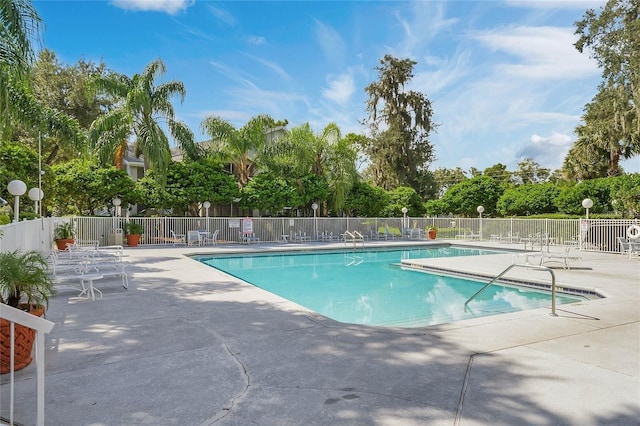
top-left (34, 0), bottom-right (638, 173)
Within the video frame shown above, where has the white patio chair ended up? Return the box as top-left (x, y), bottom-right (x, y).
top-left (203, 230), bottom-right (219, 245)
top-left (618, 236), bottom-right (640, 259)
top-left (187, 230), bottom-right (201, 246)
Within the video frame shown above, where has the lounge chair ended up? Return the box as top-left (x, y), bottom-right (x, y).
top-left (541, 247), bottom-right (582, 269)
top-left (403, 228), bottom-right (422, 240)
top-left (50, 244), bottom-right (129, 299)
top-left (378, 227), bottom-right (396, 240)
top-left (170, 230), bottom-right (186, 246)
top-left (292, 231), bottom-right (311, 243)
top-left (240, 231), bottom-right (260, 244)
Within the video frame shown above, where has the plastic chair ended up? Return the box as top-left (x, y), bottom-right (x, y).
top-left (170, 230), bottom-right (186, 246)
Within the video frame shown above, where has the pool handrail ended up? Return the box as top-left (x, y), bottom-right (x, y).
top-left (464, 264), bottom-right (557, 316)
top-left (343, 230), bottom-right (365, 248)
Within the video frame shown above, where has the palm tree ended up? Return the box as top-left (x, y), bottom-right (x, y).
top-left (0, 0), bottom-right (41, 124)
top-left (0, 0), bottom-right (84, 147)
top-left (89, 58), bottom-right (200, 183)
top-left (200, 114), bottom-right (275, 188)
top-left (263, 122), bottom-right (357, 213)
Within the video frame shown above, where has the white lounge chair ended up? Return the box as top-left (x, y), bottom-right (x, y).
top-left (50, 244), bottom-right (129, 299)
top-left (170, 230), bottom-right (186, 246)
top-left (292, 231), bottom-right (311, 243)
top-left (541, 247), bottom-right (582, 269)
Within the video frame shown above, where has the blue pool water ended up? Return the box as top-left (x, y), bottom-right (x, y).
top-left (195, 247), bottom-right (583, 328)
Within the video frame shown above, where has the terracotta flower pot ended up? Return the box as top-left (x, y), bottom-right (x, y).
top-left (428, 229), bottom-right (437, 240)
top-left (0, 304), bottom-right (45, 374)
top-left (55, 238), bottom-right (75, 251)
top-left (126, 234), bottom-right (141, 247)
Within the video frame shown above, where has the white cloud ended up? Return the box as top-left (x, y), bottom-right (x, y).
top-left (245, 55), bottom-right (291, 81)
top-left (394, 2), bottom-right (459, 57)
top-left (209, 60), bottom-right (251, 86)
top-left (412, 48), bottom-right (472, 95)
top-left (206, 4), bottom-right (237, 26)
top-left (245, 35), bottom-right (266, 46)
top-left (473, 26), bottom-right (599, 80)
top-left (505, 0), bottom-right (606, 10)
top-left (110, 0), bottom-right (193, 15)
top-left (457, 157), bottom-right (477, 170)
top-left (516, 132), bottom-right (574, 169)
top-left (314, 19), bottom-right (348, 64)
top-left (322, 73), bottom-right (355, 106)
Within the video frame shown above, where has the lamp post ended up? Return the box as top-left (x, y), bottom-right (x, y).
top-left (112, 197), bottom-right (121, 217)
top-left (8, 180), bottom-right (27, 223)
top-left (401, 207), bottom-right (408, 230)
top-left (477, 205), bottom-right (484, 241)
top-left (311, 202), bottom-right (318, 241)
top-left (582, 198), bottom-right (593, 220)
top-left (203, 201), bottom-right (211, 232)
top-left (28, 188), bottom-right (44, 216)
top-left (581, 198), bottom-right (593, 250)
top-left (112, 197), bottom-right (122, 233)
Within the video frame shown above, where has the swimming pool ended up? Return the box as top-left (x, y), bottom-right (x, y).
top-left (195, 247), bottom-right (584, 328)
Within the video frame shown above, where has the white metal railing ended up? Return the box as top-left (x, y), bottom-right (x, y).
top-left (0, 304), bottom-right (55, 426)
top-left (1, 216), bottom-right (638, 254)
top-left (464, 264), bottom-right (558, 316)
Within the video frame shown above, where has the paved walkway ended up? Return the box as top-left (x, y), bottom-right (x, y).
top-left (2, 240), bottom-right (639, 425)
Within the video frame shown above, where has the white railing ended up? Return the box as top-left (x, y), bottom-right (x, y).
top-left (0, 305), bottom-right (55, 426)
top-left (1, 216), bottom-right (638, 254)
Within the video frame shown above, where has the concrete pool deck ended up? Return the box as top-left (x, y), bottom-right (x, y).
top-left (2, 240), bottom-right (638, 425)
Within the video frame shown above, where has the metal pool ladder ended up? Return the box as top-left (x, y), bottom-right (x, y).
top-left (464, 264), bottom-right (558, 316)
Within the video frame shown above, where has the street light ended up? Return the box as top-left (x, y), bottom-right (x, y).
top-left (7, 179), bottom-right (27, 223)
top-left (477, 205), bottom-right (484, 241)
top-left (401, 207), bottom-right (408, 230)
top-left (28, 187), bottom-right (44, 216)
top-left (203, 201), bottom-right (211, 232)
top-left (582, 198), bottom-right (593, 220)
top-left (311, 202), bottom-right (318, 240)
top-left (581, 198), bottom-right (593, 251)
top-left (112, 197), bottom-right (122, 217)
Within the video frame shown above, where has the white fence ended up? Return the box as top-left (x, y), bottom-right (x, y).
top-left (1, 216), bottom-right (639, 255)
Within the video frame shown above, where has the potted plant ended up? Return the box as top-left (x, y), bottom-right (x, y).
top-left (427, 226), bottom-right (438, 240)
top-left (0, 250), bottom-right (56, 373)
top-left (124, 222), bottom-right (143, 247)
top-left (53, 221), bottom-right (76, 250)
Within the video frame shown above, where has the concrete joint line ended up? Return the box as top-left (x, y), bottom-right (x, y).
top-left (454, 353), bottom-right (476, 426)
